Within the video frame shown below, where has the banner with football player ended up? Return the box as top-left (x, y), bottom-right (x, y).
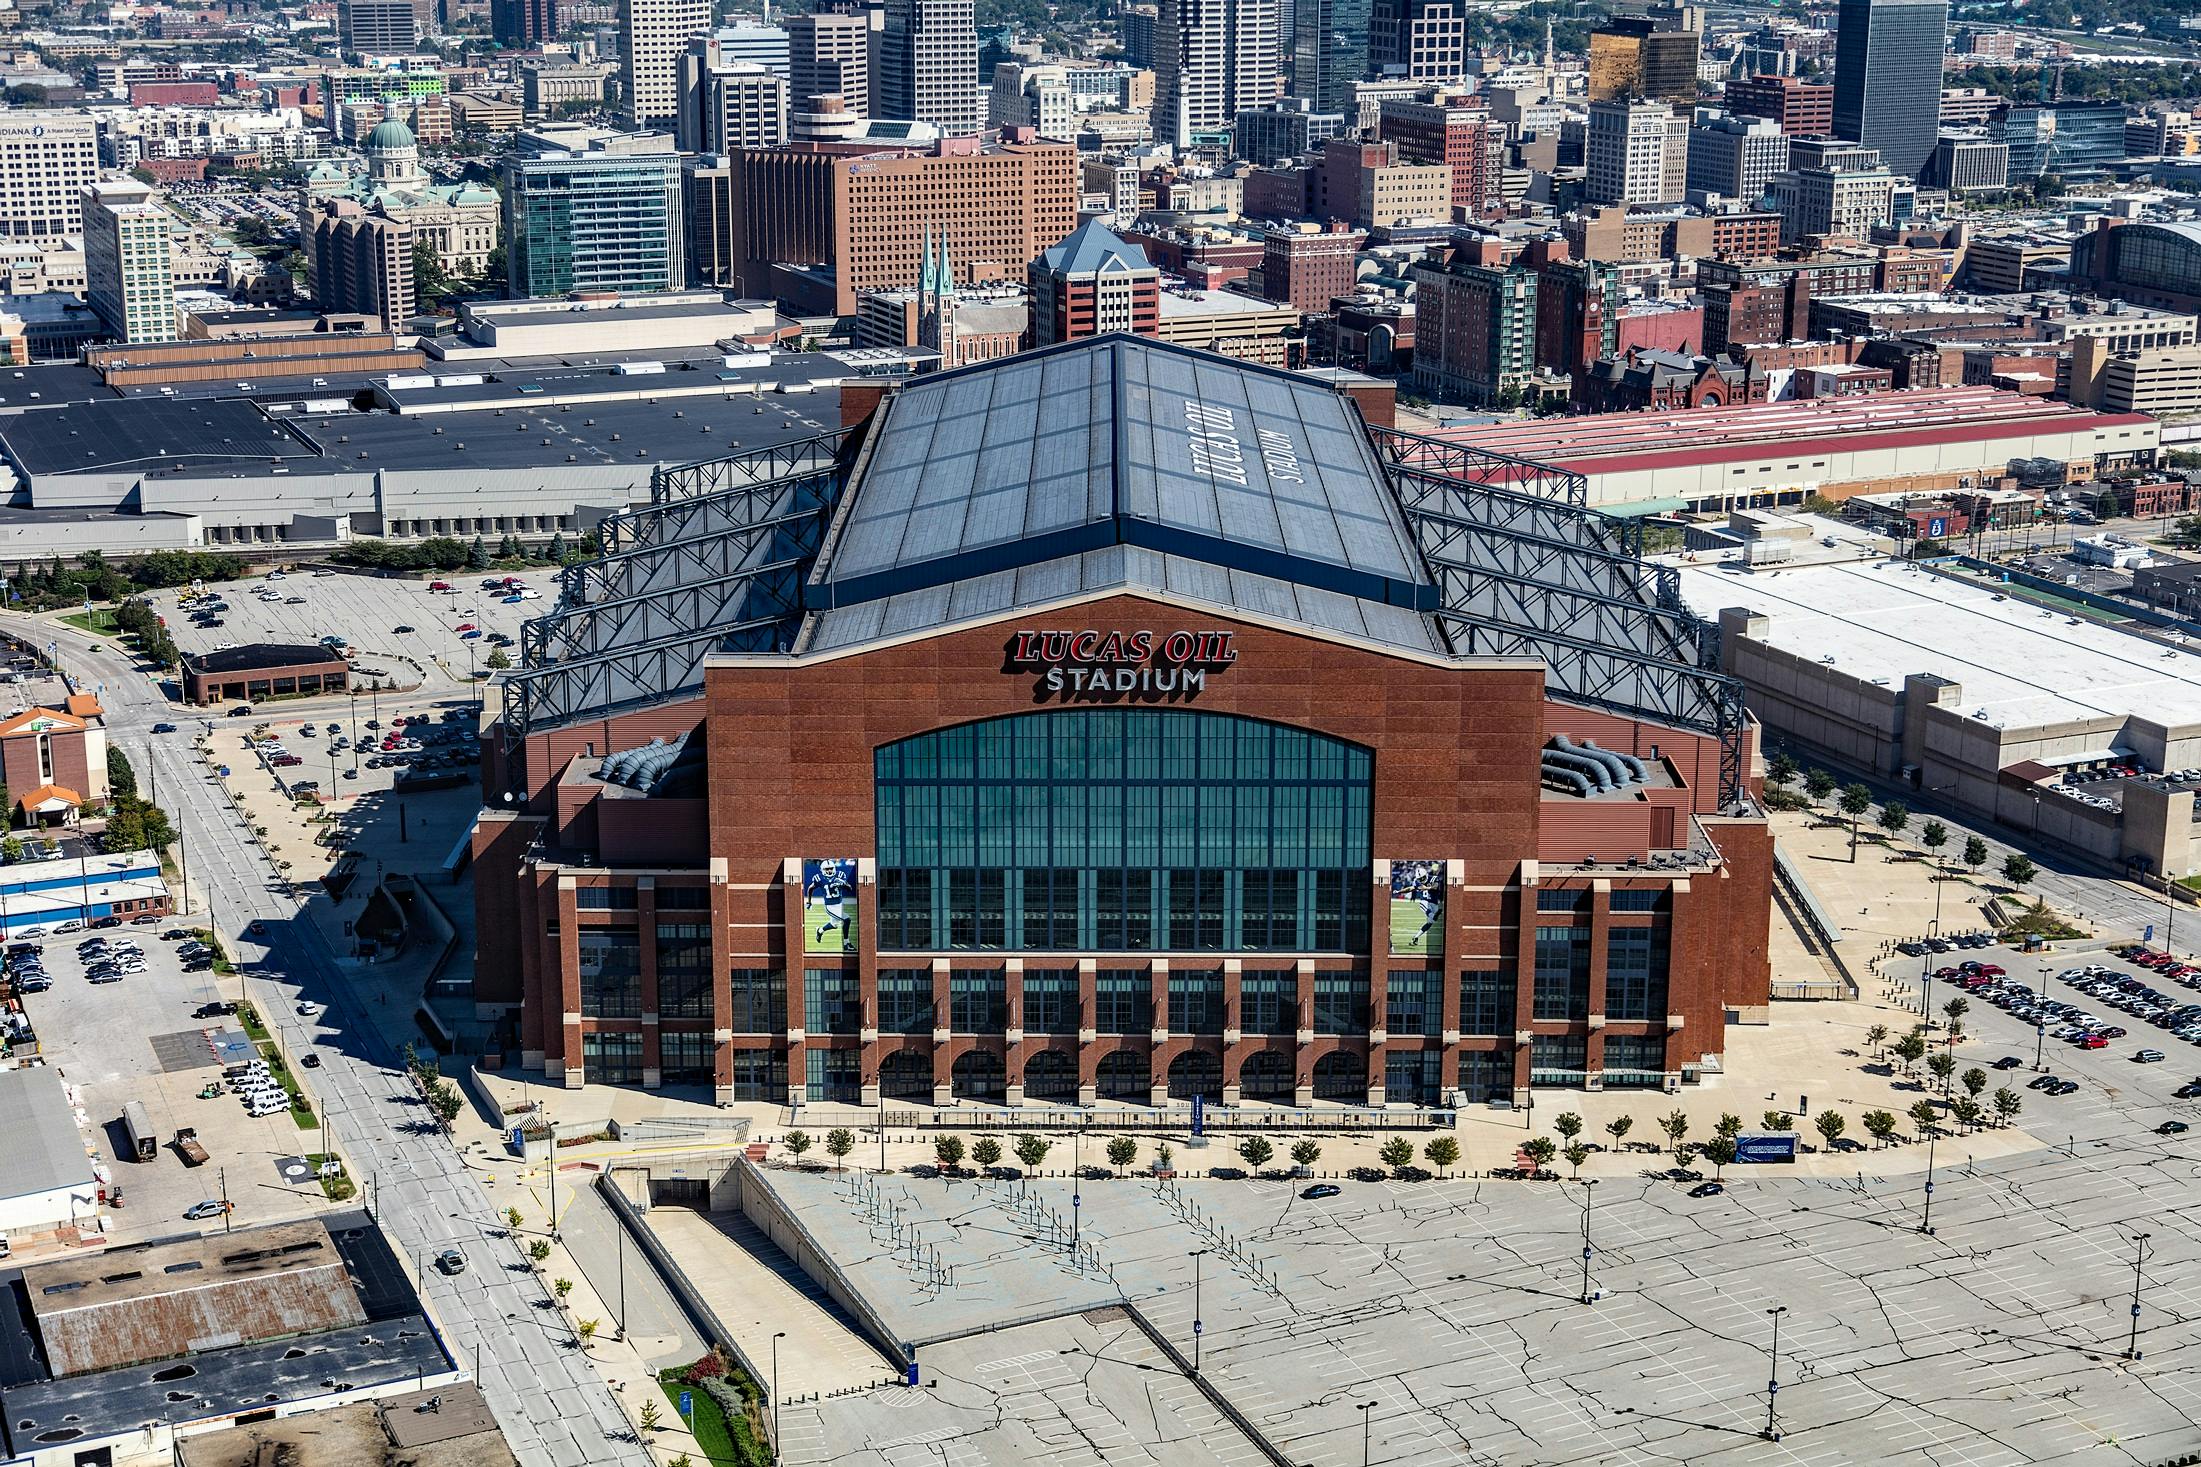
top-left (802, 858), bottom-right (858, 953)
top-left (1389, 859), bottom-right (1445, 957)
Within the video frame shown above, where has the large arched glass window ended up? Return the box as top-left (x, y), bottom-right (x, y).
top-left (875, 709), bottom-right (1372, 953)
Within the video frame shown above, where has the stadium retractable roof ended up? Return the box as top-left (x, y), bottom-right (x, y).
top-left (500, 337), bottom-right (1748, 800)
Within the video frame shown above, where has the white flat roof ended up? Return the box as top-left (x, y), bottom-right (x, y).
top-left (1675, 555), bottom-right (2201, 732)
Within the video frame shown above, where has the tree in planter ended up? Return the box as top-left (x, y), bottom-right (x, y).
top-left (1877, 800), bottom-right (1910, 840)
top-left (528, 1239), bottom-right (551, 1265)
top-left (935, 1135), bottom-right (966, 1175)
top-left (504, 1206), bottom-right (523, 1231)
top-left (1014, 1133), bottom-right (1051, 1177)
top-left (783, 1130), bottom-right (813, 1165)
top-left (1562, 1141), bottom-right (1591, 1179)
top-left (1107, 1137), bottom-right (1137, 1176)
top-left (1658, 1109), bottom-right (1691, 1160)
top-left (970, 1137), bottom-right (1002, 1171)
top-left (1992, 1087), bottom-right (2022, 1125)
top-left (1927, 1051), bottom-right (1958, 1095)
top-left (2001, 853), bottom-right (2037, 890)
top-left (554, 1277), bottom-right (573, 1301)
top-left (825, 1127), bottom-right (855, 1171)
top-left (1961, 1068), bottom-right (1989, 1100)
top-left (1862, 1109), bottom-right (1899, 1148)
top-left (575, 1319), bottom-right (599, 1349)
top-left (1379, 1136), bottom-right (1416, 1176)
top-left (638, 1399), bottom-right (661, 1433)
top-left (1813, 1110), bottom-right (1846, 1152)
top-left (1715, 1112), bottom-right (1744, 1141)
top-left (1425, 1136), bottom-right (1461, 1176)
top-left (1865, 1023), bottom-right (1890, 1059)
top-left (1805, 768), bottom-right (1837, 806)
top-left (1238, 1136), bottom-right (1274, 1172)
top-left (1761, 1109), bottom-right (1793, 1132)
top-left (1603, 1115), bottom-right (1634, 1150)
top-left (1154, 1142), bottom-right (1175, 1174)
top-left (1962, 835), bottom-right (1989, 876)
top-left (1907, 1099), bottom-right (1941, 1136)
top-left (1290, 1139), bottom-right (1321, 1173)
top-left (1553, 1111), bottom-right (1583, 1146)
top-left (1520, 1136), bottom-right (1557, 1176)
top-left (1701, 1135), bottom-right (1737, 1179)
top-left (1838, 782), bottom-right (1873, 860)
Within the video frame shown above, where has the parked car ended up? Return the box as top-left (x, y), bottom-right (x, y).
top-left (1299, 1184), bottom-right (1341, 1200)
top-left (183, 1200), bottom-right (232, 1221)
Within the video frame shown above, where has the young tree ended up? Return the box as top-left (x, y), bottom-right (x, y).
top-left (1992, 1086), bottom-right (2022, 1125)
top-left (1520, 1136), bottom-right (1557, 1175)
top-left (1603, 1115), bottom-right (1635, 1150)
top-left (1838, 782), bottom-right (1873, 860)
top-left (1962, 835), bottom-right (1989, 873)
top-left (575, 1319), bottom-right (599, 1348)
top-left (1562, 1141), bottom-right (1591, 1178)
top-left (1866, 1022), bottom-right (1890, 1059)
top-left (783, 1130), bottom-right (812, 1164)
top-left (638, 1399), bottom-right (662, 1433)
top-left (1805, 767), bottom-right (1837, 805)
top-left (934, 1135), bottom-right (966, 1175)
top-left (1813, 1109), bottom-right (1847, 1152)
top-left (1908, 1099), bottom-right (1941, 1136)
top-left (1014, 1134), bottom-right (1051, 1174)
top-left (1379, 1136), bottom-right (1417, 1175)
top-left (1425, 1136), bottom-right (1461, 1176)
top-left (1238, 1136), bottom-right (1275, 1172)
top-left (1920, 820), bottom-right (1949, 863)
top-left (825, 1127), bottom-right (855, 1171)
top-left (1554, 1111), bottom-right (1584, 1144)
top-left (1894, 1028), bottom-right (1929, 1075)
top-left (1877, 800), bottom-right (1910, 837)
top-left (1961, 1067), bottom-right (1989, 1100)
top-left (1107, 1137), bottom-right (1138, 1176)
top-left (1761, 1110), bottom-right (1794, 1132)
top-left (528, 1239), bottom-right (551, 1264)
top-left (554, 1277), bottom-right (573, 1301)
top-left (1290, 1139), bottom-right (1321, 1173)
top-left (1701, 1135), bottom-right (1737, 1179)
top-left (1767, 751), bottom-right (1799, 786)
top-left (1952, 1098), bottom-right (1985, 1132)
top-left (1715, 1112), bottom-right (1744, 1140)
top-left (504, 1206), bottom-right (524, 1231)
top-left (1862, 1109), bottom-right (1899, 1148)
top-left (970, 1136), bottom-right (1002, 1171)
top-left (1659, 1109), bottom-right (1691, 1159)
top-left (1944, 996), bottom-right (1971, 1027)
top-left (2001, 853), bottom-right (2037, 889)
top-left (1928, 1051), bottom-right (1958, 1094)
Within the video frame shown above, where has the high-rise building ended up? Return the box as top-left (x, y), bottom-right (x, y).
top-left (684, 154), bottom-right (734, 285)
top-left (718, 23), bottom-right (792, 74)
top-left (1028, 217), bottom-right (1160, 345)
top-left (988, 62), bottom-right (1075, 140)
top-left (1291, 0), bottom-right (1370, 116)
top-left (492, 0), bottom-right (556, 47)
top-left (1122, 5), bottom-right (1158, 67)
top-left (1928, 132), bottom-right (2008, 192)
top-left (1686, 110), bottom-right (1789, 202)
top-left (1586, 98), bottom-right (1685, 205)
top-left (1378, 92), bottom-right (1504, 221)
top-left (1154, 0), bottom-right (1281, 149)
top-left (1724, 74), bottom-right (1833, 137)
top-left (83, 178), bottom-right (177, 345)
top-left (1529, 246), bottom-right (1621, 380)
top-left (873, 0), bottom-right (980, 133)
top-left (790, 11), bottom-right (872, 116)
top-left (1832, 0), bottom-right (1948, 180)
top-left (504, 126), bottom-right (686, 296)
top-left (339, 0), bottom-right (428, 53)
top-left (1411, 236), bottom-right (1536, 405)
top-left (1369, 0), bottom-right (1465, 86)
top-left (1767, 162), bottom-right (1895, 243)
top-left (619, 0), bottom-right (713, 129)
top-left (1587, 17), bottom-right (1699, 106)
top-left (308, 198), bottom-right (415, 328)
top-left (0, 113), bottom-right (101, 242)
top-left (1235, 98), bottom-right (1345, 165)
top-left (1318, 138), bottom-right (1450, 228)
top-left (678, 42), bottom-right (790, 152)
top-left (1261, 222), bottom-right (1364, 311)
top-left (723, 138), bottom-right (1076, 315)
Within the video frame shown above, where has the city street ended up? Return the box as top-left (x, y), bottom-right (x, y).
top-left (8, 610), bottom-right (651, 1467)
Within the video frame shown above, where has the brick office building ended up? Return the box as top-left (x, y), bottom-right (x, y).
top-left (474, 338), bottom-right (1772, 1106)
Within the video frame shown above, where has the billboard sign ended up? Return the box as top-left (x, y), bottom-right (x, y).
top-left (1734, 1131), bottom-right (1798, 1164)
top-left (802, 858), bottom-right (857, 953)
top-left (1388, 859), bottom-right (1444, 956)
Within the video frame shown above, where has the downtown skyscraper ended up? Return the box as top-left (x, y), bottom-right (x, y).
top-left (873, 0), bottom-right (981, 133)
top-left (1831, 0), bottom-right (1948, 181)
top-left (1154, 0), bottom-right (1281, 149)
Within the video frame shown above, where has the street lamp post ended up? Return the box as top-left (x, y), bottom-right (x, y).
top-left (771, 1330), bottom-right (787, 1447)
top-left (1762, 1306), bottom-right (1787, 1442)
top-left (1189, 1248), bottom-right (1208, 1373)
top-left (1072, 1120), bottom-right (1083, 1251)
top-left (2127, 1232), bottom-right (2150, 1360)
top-left (1578, 1177), bottom-right (1598, 1304)
top-left (1920, 1126), bottom-right (1938, 1236)
top-left (2034, 1022), bottom-right (2047, 1072)
top-left (1359, 1400), bottom-right (1376, 1467)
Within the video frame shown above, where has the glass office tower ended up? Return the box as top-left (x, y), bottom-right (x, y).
top-left (1831, 0), bottom-right (1948, 181)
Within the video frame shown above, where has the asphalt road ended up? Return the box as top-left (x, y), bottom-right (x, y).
top-left (12, 611), bottom-right (649, 1467)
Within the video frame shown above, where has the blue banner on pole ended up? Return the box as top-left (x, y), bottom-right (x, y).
top-left (679, 1390), bottom-right (692, 1418)
top-left (1191, 1093), bottom-right (1205, 1136)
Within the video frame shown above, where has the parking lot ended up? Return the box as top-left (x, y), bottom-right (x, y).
top-left (11, 922), bottom-right (337, 1243)
top-left (140, 569), bottom-right (539, 698)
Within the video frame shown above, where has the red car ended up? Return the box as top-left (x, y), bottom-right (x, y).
top-left (454, 623), bottom-right (476, 633)
top-left (428, 581), bottom-right (454, 592)
top-left (1979, 964), bottom-right (2005, 976)
top-left (2080, 1034), bottom-right (2109, 1050)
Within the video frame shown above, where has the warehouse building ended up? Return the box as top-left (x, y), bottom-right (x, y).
top-left (473, 337), bottom-right (1773, 1108)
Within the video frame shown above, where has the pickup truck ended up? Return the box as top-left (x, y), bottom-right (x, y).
top-left (173, 1128), bottom-right (209, 1167)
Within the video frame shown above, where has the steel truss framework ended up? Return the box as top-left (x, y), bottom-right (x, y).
top-left (1375, 426), bottom-right (1747, 804)
top-left (499, 435), bottom-right (847, 742)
